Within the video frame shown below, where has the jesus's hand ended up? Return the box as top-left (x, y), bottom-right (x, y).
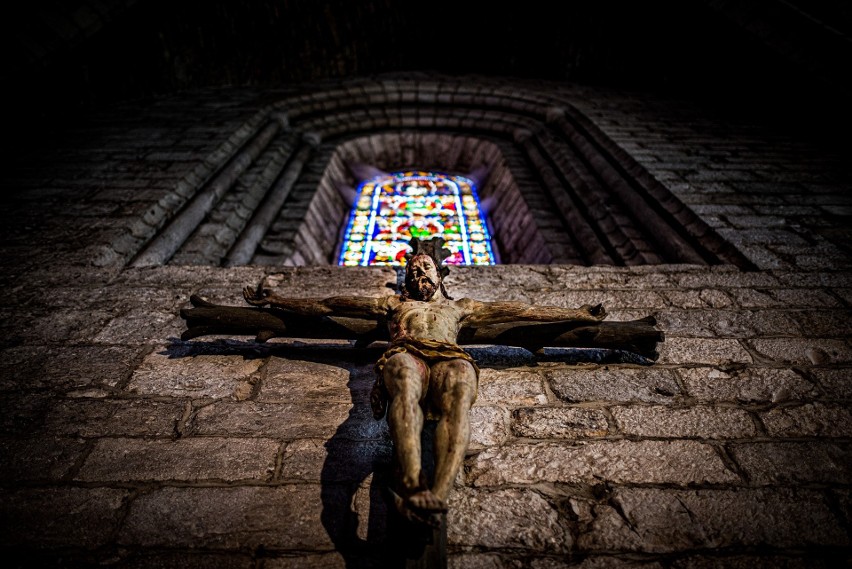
top-left (243, 285), bottom-right (270, 307)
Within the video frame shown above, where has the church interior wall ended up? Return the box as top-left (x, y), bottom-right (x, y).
top-left (1, 2), bottom-right (850, 567)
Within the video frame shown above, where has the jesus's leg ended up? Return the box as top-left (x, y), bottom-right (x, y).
top-left (429, 359), bottom-right (477, 502)
top-left (382, 353), bottom-right (432, 504)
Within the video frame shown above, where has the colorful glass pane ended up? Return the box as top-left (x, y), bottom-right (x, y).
top-left (338, 170), bottom-right (496, 266)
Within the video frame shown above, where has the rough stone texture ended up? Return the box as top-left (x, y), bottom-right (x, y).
top-left (0, 487), bottom-right (130, 548)
top-left (263, 553), bottom-right (347, 568)
top-left (448, 488), bottom-right (570, 552)
top-left (76, 437), bottom-right (280, 482)
top-left (279, 438), bottom-right (392, 482)
top-left (670, 555), bottom-right (838, 569)
top-left (449, 554), bottom-right (516, 569)
top-left (93, 309), bottom-right (184, 345)
top-left (258, 357), bottom-right (360, 404)
top-left (761, 404), bottom-right (852, 437)
top-left (730, 442), bottom-right (852, 485)
top-left (677, 367), bottom-right (818, 403)
top-left (477, 368), bottom-right (548, 406)
top-left (511, 407), bottom-right (610, 438)
top-left (128, 343), bottom-right (264, 398)
top-left (578, 488), bottom-right (848, 552)
top-left (749, 339), bottom-right (852, 366)
top-left (467, 440), bottom-right (738, 486)
top-left (43, 398), bottom-right (186, 437)
top-left (658, 338), bottom-right (753, 365)
top-left (546, 367), bottom-right (682, 404)
top-left (118, 552), bottom-right (256, 569)
top-left (3, 78), bottom-right (851, 566)
top-left (470, 405), bottom-right (509, 447)
top-left (0, 436), bottom-right (87, 481)
top-left (809, 368), bottom-right (852, 399)
top-left (192, 400), bottom-right (385, 440)
top-left (0, 345), bottom-right (143, 391)
top-left (611, 405), bottom-right (757, 439)
top-left (118, 485), bottom-right (341, 549)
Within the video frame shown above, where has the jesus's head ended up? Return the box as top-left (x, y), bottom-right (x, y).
top-left (403, 254), bottom-right (442, 301)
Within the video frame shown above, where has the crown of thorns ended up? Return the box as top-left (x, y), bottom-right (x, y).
top-left (405, 237), bottom-right (451, 280)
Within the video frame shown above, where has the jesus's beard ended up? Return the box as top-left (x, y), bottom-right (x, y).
top-left (410, 276), bottom-right (438, 301)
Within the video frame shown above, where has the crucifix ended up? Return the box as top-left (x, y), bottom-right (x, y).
top-left (180, 237), bottom-right (662, 564)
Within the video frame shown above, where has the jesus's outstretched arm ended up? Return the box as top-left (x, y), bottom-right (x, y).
top-left (458, 298), bottom-right (606, 328)
top-left (243, 285), bottom-right (393, 319)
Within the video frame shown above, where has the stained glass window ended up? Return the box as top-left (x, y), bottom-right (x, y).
top-left (338, 170), bottom-right (496, 266)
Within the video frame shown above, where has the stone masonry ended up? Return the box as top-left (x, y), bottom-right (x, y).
top-left (1, 77), bottom-right (850, 567)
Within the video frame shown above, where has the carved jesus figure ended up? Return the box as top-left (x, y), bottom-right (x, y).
top-left (243, 241), bottom-right (606, 525)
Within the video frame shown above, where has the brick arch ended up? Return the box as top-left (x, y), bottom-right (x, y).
top-left (129, 79), bottom-right (751, 269)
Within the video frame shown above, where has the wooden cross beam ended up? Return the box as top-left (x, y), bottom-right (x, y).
top-left (181, 294), bottom-right (663, 362)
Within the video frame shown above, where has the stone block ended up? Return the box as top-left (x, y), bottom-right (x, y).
top-left (449, 553), bottom-right (516, 569)
top-left (511, 407), bottom-right (609, 439)
top-left (530, 559), bottom-right (665, 569)
top-left (546, 367), bottom-right (681, 404)
top-left (671, 555), bottom-right (835, 568)
top-left (535, 290), bottom-right (668, 310)
top-left (0, 487), bottom-right (130, 548)
top-left (730, 442), bottom-right (852, 485)
top-left (0, 436), bottom-right (87, 481)
top-left (25, 309), bottom-right (114, 343)
top-left (658, 338), bottom-right (752, 365)
top-left (810, 368), bottom-right (852, 399)
top-left (672, 272), bottom-right (780, 289)
top-left (93, 308), bottom-right (184, 345)
top-left (656, 308), bottom-right (801, 339)
top-left (76, 437), bottom-right (279, 482)
top-left (750, 339), bottom-right (852, 366)
top-left (770, 289), bottom-right (843, 308)
top-left (119, 552), bottom-right (256, 569)
top-left (611, 405), bottom-right (756, 438)
top-left (264, 553), bottom-right (347, 568)
top-left (467, 440), bottom-right (737, 486)
top-left (578, 488), bottom-right (847, 552)
top-left (0, 345), bottom-right (142, 391)
top-left (0, 345), bottom-right (52, 390)
top-left (662, 290), bottom-right (732, 309)
top-left (193, 400), bottom-right (387, 440)
top-left (470, 405), bottom-right (509, 447)
top-left (258, 357), bottom-right (367, 404)
top-left (476, 369), bottom-right (547, 406)
top-left (44, 398), bottom-right (186, 437)
top-left (761, 404), bottom-right (852, 437)
top-left (118, 485), bottom-right (342, 549)
top-left (128, 343), bottom-right (263, 398)
top-left (279, 438), bottom-right (392, 482)
top-left (448, 488), bottom-right (569, 552)
top-left (791, 309), bottom-right (852, 338)
top-left (261, 267), bottom-right (396, 297)
top-left (677, 367), bottom-right (817, 403)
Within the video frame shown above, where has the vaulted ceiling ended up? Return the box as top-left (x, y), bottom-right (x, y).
top-left (3, 0), bottom-right (851, 151)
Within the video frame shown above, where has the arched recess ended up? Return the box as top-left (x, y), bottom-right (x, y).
top-left (126, 78), bottom-right (753, 269)
top-left (270, 132), bottom-right (551, 266)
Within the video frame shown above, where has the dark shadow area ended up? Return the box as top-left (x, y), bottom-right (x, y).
top-left (162, 338), bottom-right (456, 567)
top-left (161, 338), bottom-right (655, 367)
top-left (4, 0), bottom-right (851, 159)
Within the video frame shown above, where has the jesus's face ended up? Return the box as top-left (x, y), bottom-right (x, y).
top-left (405, 255), bottom-right (440, 301)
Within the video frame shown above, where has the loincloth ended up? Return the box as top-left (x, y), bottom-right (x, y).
top-left (371, 337), bottom-right (479, 420)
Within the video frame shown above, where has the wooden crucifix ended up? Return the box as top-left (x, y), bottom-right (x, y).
top-left (180, 237), bottom-right (662, 563)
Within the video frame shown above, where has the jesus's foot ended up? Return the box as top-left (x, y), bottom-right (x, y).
top-left (406, 488), bottom-right (448, 513)
top-left (389, 486), bottom-right (446, 528)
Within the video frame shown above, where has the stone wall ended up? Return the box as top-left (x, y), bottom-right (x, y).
top-left (1, 77), bottom-right (850, 567)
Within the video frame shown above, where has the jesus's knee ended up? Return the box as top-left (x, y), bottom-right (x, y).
top-left (433, 360), bottom-right (477, 411)
top-left (382, 353), bottom-right (427, 401)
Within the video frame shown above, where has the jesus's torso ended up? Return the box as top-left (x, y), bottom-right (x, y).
top-left (387, 297), bottom-right (468, 345)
